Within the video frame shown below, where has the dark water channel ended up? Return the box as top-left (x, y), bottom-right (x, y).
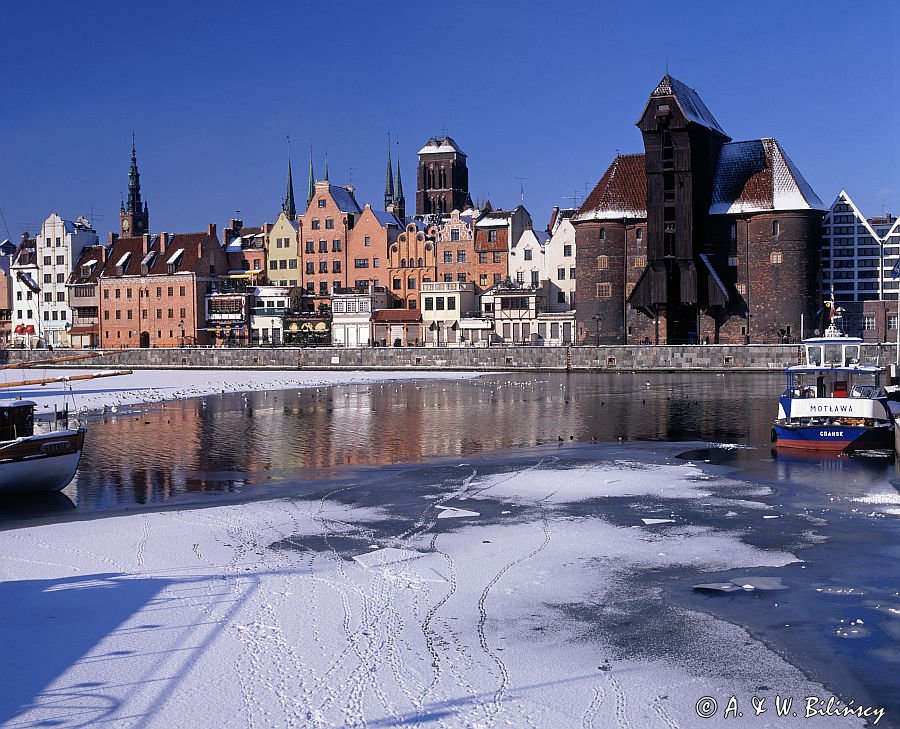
top-left (3, 372), bottom-right (900, 725)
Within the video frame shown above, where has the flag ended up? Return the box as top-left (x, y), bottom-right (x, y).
top-left (892, 259), bottom-right (900, 280)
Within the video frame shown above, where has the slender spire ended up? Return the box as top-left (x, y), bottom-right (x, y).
top-left (324, 151), bottom-right (329, 182)
top-left (394, 157), bottom-right (404, 204)
top-left (393, 140), bottom-right (405, 222)
top-left (283, 138), bottom-right (296, 219)
top-left (127, 132), bottom-right (142, 214)
top-left (384, 133), bottom-right (394, 210)
top-left (307, 143), bottom-right (315, 206)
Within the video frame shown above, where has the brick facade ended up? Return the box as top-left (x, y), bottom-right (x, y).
top-left (387, 223), bottom-right (437, 309)
top-left (346, 205), bottom-right (401, 293)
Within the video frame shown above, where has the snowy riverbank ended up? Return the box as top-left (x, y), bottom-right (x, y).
top-left (0, 368), bottom-right (485, 413)
top-left (0, 454), bottom-right (872, 728)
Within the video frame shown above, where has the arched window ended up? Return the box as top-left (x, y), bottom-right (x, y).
top-left (599, 228), bottom-right (606, 241)
top-left (772, 220), bottom-right (780, 236)
top-left (400, 258), bottom-right (406, 268)
top-left (418, 257), bottom-right (423, 267)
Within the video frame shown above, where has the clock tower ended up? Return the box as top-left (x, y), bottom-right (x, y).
top-left (120, 135), bottom-right (150, 237)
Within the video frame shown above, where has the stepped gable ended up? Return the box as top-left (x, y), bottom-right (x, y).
top-left (709, 138), bottom-right (826, 215)
top-left (575, 154), bottom-right (647, 222)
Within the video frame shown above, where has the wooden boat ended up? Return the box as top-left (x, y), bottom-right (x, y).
top-left (0, 399), bottom-right (85, 493)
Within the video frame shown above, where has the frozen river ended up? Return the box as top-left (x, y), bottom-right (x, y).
top-left (1, 373), bottom-right (899, 727)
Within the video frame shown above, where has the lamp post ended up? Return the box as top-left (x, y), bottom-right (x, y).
top-left (179, 319), bottom-right (185, 348)
top-left (593, 314), bottom-right (601, 346)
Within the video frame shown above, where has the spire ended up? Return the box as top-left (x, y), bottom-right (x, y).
top-left (394, 157), bottom-right (404, 205)
top-left (307, 144), bottom-right (315, 206)
top-left (127, 132), bottom-right (142, 214)
top-left (283, 157), bottom-right (296, 219)
top-left (384, 133), bottom-right (395, 210)
top-left (324, 151), bottom-right (329, 182)
top-left (393, 142), bottom-right (405, 222)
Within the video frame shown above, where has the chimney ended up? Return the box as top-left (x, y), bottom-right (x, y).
top-left (548, 206), bottom-right (559, 233)
top-left (108, 231), bottom-right (119, 245)
top-left (207, 223), bottom-right (217, 240)
top-left (159, 231), bottom-right (169, 250)
top-left (230, 218), bottom-right (243, 231)
top-left (142, 233), bottom-right (151, 256)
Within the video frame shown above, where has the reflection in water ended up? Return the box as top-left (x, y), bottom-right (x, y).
top-left (1, 371), bottom-right (886, 515)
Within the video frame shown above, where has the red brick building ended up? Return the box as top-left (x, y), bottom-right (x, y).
top-left (67, 242), bottom-right (108, 347)
top-left (432, 211), bottom-right (477, 289)
top-left (575, 75), bottom-right (826, 344)
top-left (388, 222), bottom-right (437, 309)
top-left (99, 225), bottom-right (227, 347)
top-left (299, 180), bottom-right (361, 310)
top-left (473, 206), bottom-right (532, 293)
top-left (346, 204), bottom-right (401, 292)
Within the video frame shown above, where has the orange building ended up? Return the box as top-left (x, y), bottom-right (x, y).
top-left (432, 210), bottom-right (479, 289)
top-left (99, 225), bottom-right (227, 348)
top-left (387, 222), bottom-right (437, 309)
top-left (346, 204), bottom-right (402, 292)
top-left (298, 180), bottom-right (361, 310)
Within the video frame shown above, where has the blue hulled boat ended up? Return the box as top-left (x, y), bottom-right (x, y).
top-left (774, 330), bottom-right (893, 452)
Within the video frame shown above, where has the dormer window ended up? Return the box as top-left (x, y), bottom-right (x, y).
top-left (318, 199), bottom-right (326, 208)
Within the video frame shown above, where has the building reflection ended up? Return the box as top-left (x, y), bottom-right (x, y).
top-left (71, 373), bottom-right (789, 511)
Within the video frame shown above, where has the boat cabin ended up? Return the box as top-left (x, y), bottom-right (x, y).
top-left (803, 338), bottom-right (863, 368)
top-left (0, 400), bottom-right (36, 440)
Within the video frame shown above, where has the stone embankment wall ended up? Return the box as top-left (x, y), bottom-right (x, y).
top-left (0, 344), bottom-right (891, 372)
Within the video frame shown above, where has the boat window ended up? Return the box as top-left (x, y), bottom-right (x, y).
top-left (844, 345), bottom-right (859, 365)
top-left (807, 345), bottom-right (822, 366)
top-left (823, 345), bottom-right (842, 365)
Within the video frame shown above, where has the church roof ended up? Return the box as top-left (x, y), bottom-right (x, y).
top-left (646, 74), bottom-right (727, 135)
top-left (418, 136), bottom-right (466, 157)
top-left (709, 138), bottom-right (826, 214)
top-left (575, 154), bottom-right (648, 222)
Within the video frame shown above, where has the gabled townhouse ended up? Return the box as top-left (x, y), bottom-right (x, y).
top-left (432, 210), bottom-right (478, 288)
top-left (387, 221), bottom-right (437, 310)
top-left (67, 242), bottom-right (109, 348)
top-left (10, 233), bottom-right (40, 347)
top-left (473, 205), bottom-right (532, 292)
top-left (347, 205), bottom-right (402, 293)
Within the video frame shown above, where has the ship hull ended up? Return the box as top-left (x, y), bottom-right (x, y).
top-left (0, 428), bottom-right (86, 493)
top-left (774, 424), bottom-right (893, 452)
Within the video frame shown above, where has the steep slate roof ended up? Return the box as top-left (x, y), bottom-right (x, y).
top-left (68, 245), bottom-right (107, 285)
top-left (101, 236), bottom-right (147, 276)
top-left (575, 154), bottom-right (648, 222)
top-left (329, 184), bottom-right (361, 214)
top-left (709, 138), bottom-right (826, 214)
top-left (645, 74), bottom-right (727, 136)
top-left (101, 231), bottom-right (219, 278)
top-left (372, 210), bottom-right (403, 228)
top-left (417, 136), bottom-right (466, 157)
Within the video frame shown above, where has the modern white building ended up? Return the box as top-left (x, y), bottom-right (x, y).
top-left (822, 190), bottom-right (900, 303)
top-left (29, 214), bottom-right (98, 346)
top-left (249, 285), bottom-right (300, 345)
top-left (421, 281), bottom-right (477, 346)
top-left (331, 287), bottom-right (389, 347)
top-left (508, 207), bottom-right (578, 313)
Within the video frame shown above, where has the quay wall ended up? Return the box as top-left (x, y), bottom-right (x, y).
top-left (0, 344), bottom-right (891, 372)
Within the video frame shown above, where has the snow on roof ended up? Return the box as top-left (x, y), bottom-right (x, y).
top-left (329, 185), bottom-right (361, 214)
top-left (417, 136), bottom-right (466, 157)
top-left (166, 248), bottom-right (184, 265)
top-left (709, 138), bottom-right (825, 215)
top-left (82, 259), bottom-right (98, 267)
top-left (116, 251), bottom-right (131, 267)
top-left (649, 74), bottom-right (727, 136)
top-left (225, 237), bottom-right (244, 253)
top-left (476, 213), bottom-right (512, 227)
top-left (575, 154), bottom-right (648, 222)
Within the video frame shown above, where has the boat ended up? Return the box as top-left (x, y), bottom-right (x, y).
top-left (773, 328), bottom-right (893, 452)
top-left (0, 399), bottom-right (85, 493)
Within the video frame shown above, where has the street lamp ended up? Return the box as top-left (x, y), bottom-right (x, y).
top-left (179, 319), bottom-right (185, 348)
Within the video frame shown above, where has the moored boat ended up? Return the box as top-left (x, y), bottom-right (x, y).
top-left (0, 399), bottom-right (85, 493)
top-left (773, 333), bottom-right (893, 452)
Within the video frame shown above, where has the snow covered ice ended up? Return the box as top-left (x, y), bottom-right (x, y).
top-left (0, 456), bottom-right (869, 728)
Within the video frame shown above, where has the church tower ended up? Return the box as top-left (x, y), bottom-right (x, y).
top-left (120, 134), bottom-right (150, 237)
top-left (416, 136), bottom-right (469, 216)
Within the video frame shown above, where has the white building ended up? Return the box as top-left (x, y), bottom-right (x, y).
top-left (10, 236), bottom-right (40, 347)
top-left (822, 190), bottom-right (900, 303)
top-left (509, 228), bottom-right (549, 288)
top-left (508, 207), bottom-right (577, 313)
top-left (421, 281), bottom-right (477, 346)
top-left (249, 285), bottom-right (300, 345)
top-left (331, 287), bottom-right (389, 347)
top-left (30, 214), bottom-right (98, 346)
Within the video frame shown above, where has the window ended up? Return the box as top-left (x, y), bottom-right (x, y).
top-left (773, 220), bottom-right (780, 236)
top-left (156, 309), bottom-right (162, 318)
top-left (451, 229), bottom-right (460, 242)
top-left (279, 260), bottom-right (287, 269)
top-left (103, 289), bottom-right (109, 299)
top-left (55, 237), bottom-right (61, 247)
top-left (478, 252), bottom-right (488, 264)
top-left (889, 316), bottom-right (899, 331)
top-left (524, 249), bottom-right (532, 261)
top-left (333, 260), bottom-right (341, 273)
top-left (737, 283), bottom-right (747, 295)
top-left (531, 270), bottom-right (539, 286)
top-left (516, 271), bottom-right (525, 284)
top-left (393, 278), bottom-right (401, 290)
top-left (488, 230), bottom-right (498, 243)
top-left (770, 251), bottom-right (783, 264)
top-left (425, 297), bottom-right (434, 311)
top-left (306, 281), bottom-right (314, 293)
top-left (480, 274), bottom-right (488, 287)
top-left (558, 268), bottom-right (566, 280)
top-left (457, 273), bottom-right (466, 282)
top-left (180, 308), bottom-right (186, 318)
top-left (400, 258), bottom-right (407, 268)
top-left (730, 222), bottom-right (737, 242)
top-left (104, 310), bottom-right (109, 320)
top-left (728, 255), bottom-right (738, 267)
top-left (289, 259), bottom-right (297, 269)
top-left (409, 299), bottom-right (417, 309)
top-left (44, 256), bottom-right (51, 265)
top-left (44, 293), bottom-right (52, 302)
top-left (275, 238), bottom-right (282, 249)
top-left (319, 240), bottom-right (327, 253)
top-left (43, 274), bottom-right (51, 284)
top-left (597, 255), bottom-right (608, 270)
top-left (408, 277), bottom-right (416, 289)
top-left (168, 308), bottom-right (174, 318)
top-left (179, 286), bottom-right (185, 296)
top-left (306, 262), bottom-right (314, 274)
top-left (56, 273), bottom-right (64, 283)
top-left (306, 241), bottom-right (314, 253)
top-left (599, 228), bottom-right (606, 241)
top-left (317, 198), bottom-right (326, 208)
top-left (45, 238), bottom-right (51, 248)
top-left (493, 273), bottom-right (502, 284)
top-left (325, 219), bottom-right (334, 230)
top-left (373, 257), bottom-right (379, 268)
top-left (596, 283), bottom-right (612, 299)
top-left (332, 239), bottom-right (341, 251)
top-left (127, 309), bottom-right (133, 319)
top-left (115, 288), bottom-right (121, 299)
top-left (355, 259), bottom-right (369, 268)
top-left (57, 291), bottom-right (65, 302)
top-left (436, 296), bottom-right (445, 310)
top-left (447, 297), bottom-right (456, 310)
top-left (570, 266), bottom-right (576, 280)
top-left (863, 316), bottom-right (876, 331)
top-left (364, 236), bottom-right (371, 247)
top-left (444, 251), bottom-right (453, 263)
top-left (319, 281), bottom-right (328, 294)
top-left (115, 310), bottom-right (121, 319)
top-left (633, 255), bottom-right (647, 268)
top-left (636, 228), bottom-right (643, 240)
top-left (443, 273), bottom-right (453, 282)
top-left (56, 255), bottom-right (64, 265)
top-left (311, 219), bottom-right (320, 230)
top-left (319, 262), bottom-right (328, 273)
top-left (563, 244), bottom-right (572, 257)
top-left (492, 252), bottom-right (502, 264)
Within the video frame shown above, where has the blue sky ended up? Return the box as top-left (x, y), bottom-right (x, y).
top-left (1, 0), bottom-right (897, 239)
